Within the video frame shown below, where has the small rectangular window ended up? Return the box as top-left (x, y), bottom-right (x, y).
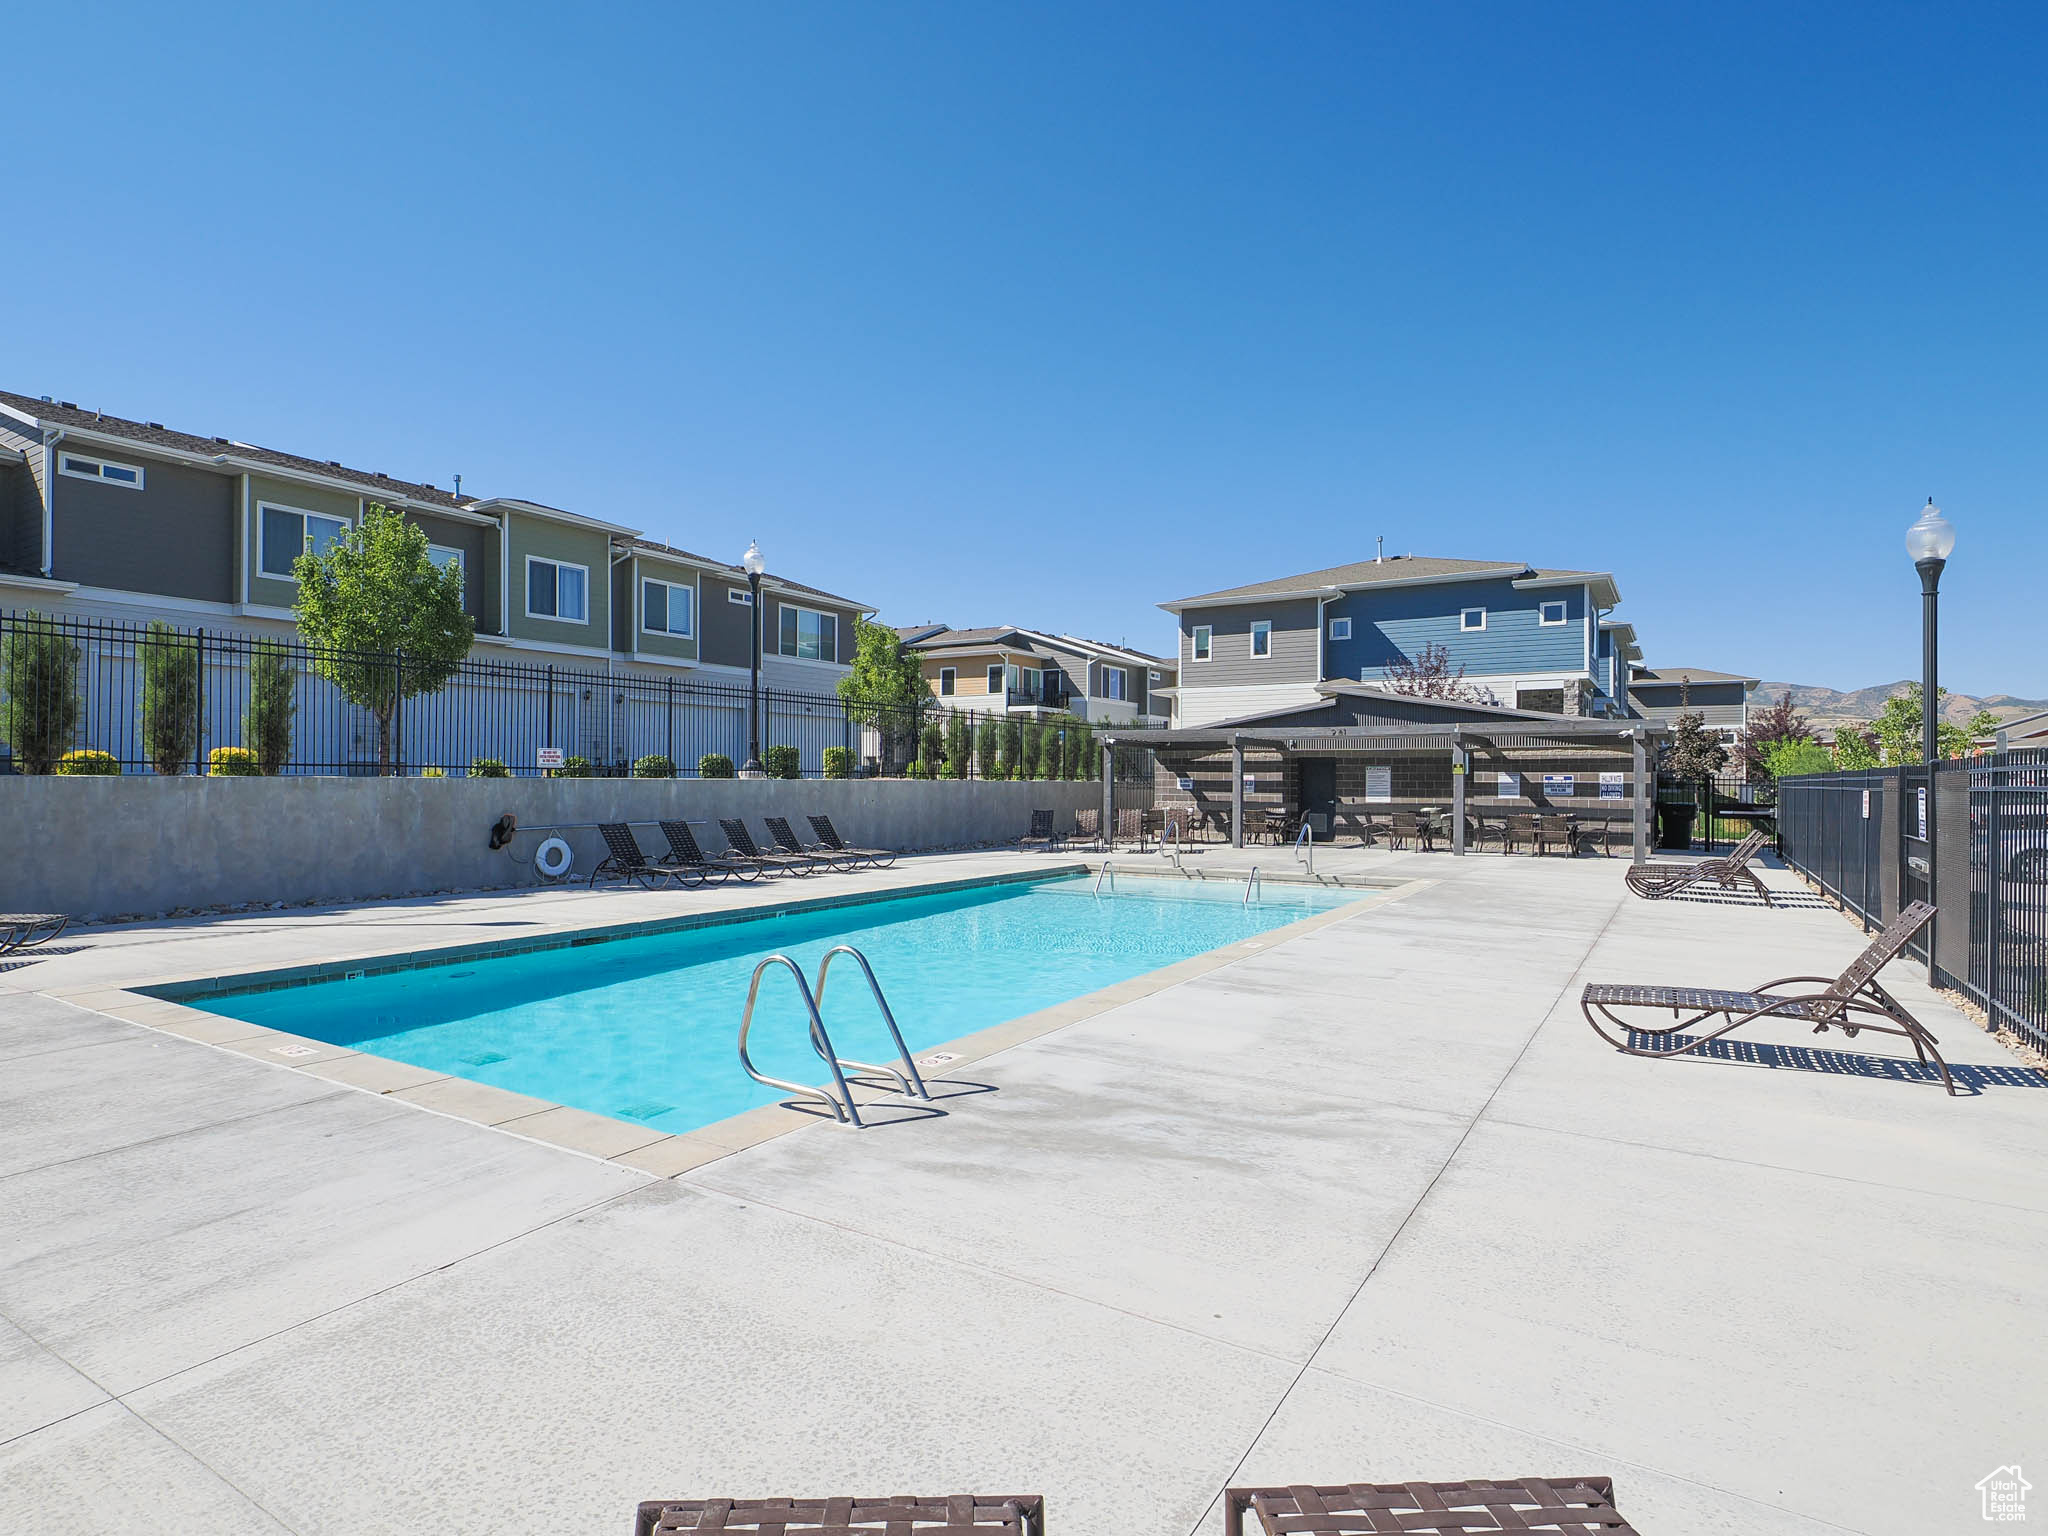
top-left (527, 556), bottom-right (589, 623)
top-left (1250, 620), bottom-right (1273, 658)
top-left (1328, 617), bottom-right (1351, 641)
top-left (939, 667), bottom-right (956, 695)
top-left (1149, 669), bottom-right (1163, 683)
top-left (427, 545), bottom-right (465, 595)
top-left (1103, 667), bottom-right (1129, 702)
top-left (58, 452), bottom-right (146, 490)
top-left (727, 586), bottom-right (753, 606)
top-left (1539, 600), bottom-right (1568, 626)
top-left (1461, 608), bottom-right (1486, 632)
top-left (1190, 625), bottom-right (1211, 662)
top-left (641, 577), bottom-right (693, 637)
top-left (776, 604), bottom-right (837, 663)
top-left (986, 664), bottom-right (1003, 693)
top-left (258, 504), bottom-right (349, 578)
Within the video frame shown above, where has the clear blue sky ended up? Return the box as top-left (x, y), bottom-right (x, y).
top-left (7, 4), bottom-right (2045, 694)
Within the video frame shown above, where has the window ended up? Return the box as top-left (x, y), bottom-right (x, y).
top-left (777, 603), bottom-right (838, 663)
top-left (526, 556), bottom-right (589, 623)
top-left (1191, 625), bottom-right (1211, 662)
top-left (1539, 600), bottom-right (1568, 627)
top-left (727, 586), bottom-right (753, 605)
top-left (1102, 666), bottom-right (1129, 702)
top-left (986, 664), bottom-right (1003, 693)
top-left (1461, 607), bottom-right (1487, 632)
top-left (58, 452), bottom-right (144, 490)
top-left (259, 503), bottom-right (350, 578)
top-left (1328, 617), bottom-right (1351, 641)
top-left (939, 667), bottom-right (956, 695)
top-left (427, 545), bottom-right (465, 595)
top-left (641, 577), bottom-right (693, 637)
top-left (1149, 669), bottom-right (1163, 683)
top-left (1250, 620), bottom-right (1272, 658)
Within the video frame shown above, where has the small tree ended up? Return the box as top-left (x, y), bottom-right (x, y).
top-left (0, 612), bottom-right (79, 773)
top-left (1037, 724), bottom-right (1061, 779)
top-left (821, 746), bottom-right (853, 779)
top-left (140, 620), bottom-right (200, 775)
top-left (1664, 683), bottom-right (1729, 786)
top-left (292, 506), bottom-right (473, 773)
top-left (244, 639), bottom-right (297, 775)
top-left (1741, 691), bottom-right (1811, 783)
top-left (976, 717), bottom-right (998, 780)
top-left (943, 712), bottom-right (970, 779)
top-left (837, 618), bottom-right (926, 770)
top-left (918, 719), bottom-right (944, 775)
top-left (1869, 683), bottom-right (1994, 764)
top-left (1384, 643), bottom-right (1498, 705)
top-left (1832, 728), bottom-right (1880, 769)
top-left (763, 744), bottom-right (801, 780)
top-left (1000, 718), bottom-right (1023, 779)
top-left (1761, 737), bottom-right (1834, 780)
top-left (1019, 719), bottom-right (1042, 781)
top-left (1066, 718), bottom-right (1093, 779)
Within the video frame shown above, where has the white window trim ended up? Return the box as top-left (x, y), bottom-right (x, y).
top-left (776, 602), bottom-right (838, 664)
top-left (1102, 665), bottom-right (1129, 702)
top-left (727, 586), bottom-right (754, 605)
top-left (525, 554), bottom-right (592, 625)
top-left (1461, 607), bottom-right (1487, 632)
top-left (640, 575), bottom-right (694, 638)
top-left (58, 452), bottom-right (146, 490)
top-left (1249, 619), bottom-right (1273, 659)
top-left (1148, 669), bottom-right (1163, 683)
top-left (938, 666), bottom-right (957, 695)
top-left (1190, 624), bottom-right (1212, 663)
top-left (427, 544), bottom-right (466, 594)
top-left (1328, 617), bottom-right (1351, 640)
top-left (986, 664), bottom-right (1004, 692)
top-left (257, 501), bottom-right (352, 582)
top-left (1538, 600), bottom-right (1568, 627)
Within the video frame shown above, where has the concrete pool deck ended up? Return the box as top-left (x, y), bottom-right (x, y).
top-left (3, 846), bottom-right (2044, 1534)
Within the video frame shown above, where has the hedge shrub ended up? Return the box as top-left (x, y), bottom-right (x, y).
top-left (420, 766), bottom-right (447, 778)
top-left (762, 744), bottom-right (801, 780)
top-left (54, 748), bottom-right (120, 776)
top-left (551, 755), bottom-right (593, 778)
top-left (208, 746), bottom-right (260, 776)
top-left (1, 613), bottom-right (80, 774)
top-left (469, 757), bottom-right (510, 778)
top-left (698, 753), bottom-right (736, 779)
top-left (822, 746), bottom-right (853, 779)
top-left (634, 754), bottom-right (677, 779)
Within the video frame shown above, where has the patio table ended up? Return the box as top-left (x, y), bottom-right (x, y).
top-left (1225, 1477), bottom-right (1636, 1535)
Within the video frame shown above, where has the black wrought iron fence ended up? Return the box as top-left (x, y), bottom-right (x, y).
top-left (0, 609), bottom-right (1136, 783)
top-left (1654, 770), bottom-right (1771, 851)
top-left (1779, 751), bottom-right (2048, 1055)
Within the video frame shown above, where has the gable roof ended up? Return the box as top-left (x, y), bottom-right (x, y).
top-left (1163, 554), bottom-right (1618, 610)
top-left (1630, 665), bottom-right (1761, 689)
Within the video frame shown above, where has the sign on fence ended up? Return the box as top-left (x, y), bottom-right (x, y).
top-left (1599, 772), bottom-right (1624, 800)
top-left (1543, 773), bottom-right (1576, 798)
top-left (1364, 765), bottom-right (1393, 803)
top-left (1498, 771), bottom-right (1519, 797)
top-left (1861, 789), bottom-right (1870, 819)
top-left (535, 747), bottom-right (565, 769)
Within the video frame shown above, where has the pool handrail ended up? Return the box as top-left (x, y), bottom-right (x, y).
top-left (1243, 866), bottom-right (1261, 905)
top-left (812, 944), bottom-right (930, 1101)
top-left (1293, 820), bottom-right (1314, 876)
top-left (737, 954), bottom-right (863, 1126)
top-left (1094, 861), bottom-right (1115, 895)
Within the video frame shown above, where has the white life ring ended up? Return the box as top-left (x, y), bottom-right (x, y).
top-left (534, 836), bottom-right (574, 881)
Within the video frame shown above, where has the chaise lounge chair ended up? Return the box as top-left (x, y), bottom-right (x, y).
top-left (1225, 1478), bottom-right (1635, 1535)
top-left (807, 814), bottom-right (896, 869)
top-left (590, 824), bottom-right (703, 890)
top-left (764, 815), bottom-right (857, 873)
top-left (719, 818), bottom-right (823, 876)
top-left (635, 1495), bottom-right (1045, 1536)
top-left (659, 820), bottom-right (753, 884)
top-left (0, 913), bottom-right (69, 955)
top-left (1624, 828), bottom-right (1772, 905)
top-left (1580, 899), bottom-right (1953, 1092)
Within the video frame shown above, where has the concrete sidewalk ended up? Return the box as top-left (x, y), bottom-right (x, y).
top-left (2, 851), bottom-right (2042, 1535)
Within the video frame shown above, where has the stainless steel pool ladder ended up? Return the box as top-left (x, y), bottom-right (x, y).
top-left (1094, 861), bottom-right (1115, 895)
top-left (1293, 820), bottom-right (1314, 876)
top-left (1243, 866), bottom-right (1261, 905)
top-left (735, 946), bottom-right (929, 1127)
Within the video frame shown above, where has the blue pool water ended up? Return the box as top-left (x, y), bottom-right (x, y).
top-left (193, 874), bottom-right (1361, 1135)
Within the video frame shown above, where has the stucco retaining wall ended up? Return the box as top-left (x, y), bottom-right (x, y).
top-left (3, 777), bottom-right (1145, 921)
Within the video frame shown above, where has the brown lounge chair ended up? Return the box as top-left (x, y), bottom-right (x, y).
top-left (636, 1495), bottom-right (1045, 1536)
top-left (807, 814), bottom-right (896, 870)
top-left (590, 824), bottom-right (702, 890)
top-left (719, 818), bottom-right (823, 876)
top-left (1226, 1477), bottom-right (1635, 1534)
top-left (0, 913), bottom-right (69, 954)
top-left (1624, 828), bottom-right (1772, 904)
top-left (658, 820), bottom-right (751, 884)
top-left (1581, 900), bottom-right (1954, 1093)
top-left (764, 815), bottom-right (857, 873)
top-left (1066, 807), bottom-right (1103, 850)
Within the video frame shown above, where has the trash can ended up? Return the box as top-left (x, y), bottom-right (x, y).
top-left (1657, 803), bottom-right (1696, 851)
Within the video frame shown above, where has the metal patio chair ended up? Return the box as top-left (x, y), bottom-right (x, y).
top-left (719, 818), bottom-right (824, 875)
top-left (1624, 828), bottom-right (1772, 904)
top-left (765, 815), bottom-right (858, 873)
top-left (658, 820), bottom-right (754, 884)
top-left (1580, 900), bottom-right (1954, 1094)
top-left (1226, 1478), bottom-right (1635, 1535)
top-left (590, 823), bottom-right (703, 890)
top-left (807, 814), bottom-right (897, 869)
top-left (636, 1495), bottom-right (1045, 1536)
top-left (1018, 808), bottom-right (1059, 850)
top-left (1067, 807), bottom-right (1103, 850)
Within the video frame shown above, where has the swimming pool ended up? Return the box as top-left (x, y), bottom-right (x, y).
top-left (190, 873), bottom-right (1364, 1135)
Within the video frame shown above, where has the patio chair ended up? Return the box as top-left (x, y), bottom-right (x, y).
top-left (1504, 812), bottom-right (1539, 854)
top-left (1018, 808), bottom-right (1058, 850)
top-left (719, 818), bottom-right (822, 876)
top-left (590, 823), bottom-right (702, 890)
top-left (1580, 899), bottom-right (1954, 1093)
top-left (807, 814), bottom-right (897, 869)
top-left (1225, 1478), bottom-right (1635, 1535)
top-left (764, 815), bottom-right (858, 873)
top-left (1113, 807), bottom-right (1147, 849)
top-left (1386, 810), bottom-right (1424, 850)
top-left (635, 1495), bottom-right (1046, 1536)
top-left (1468, 815), bottom-right (1509, 854)
top-left (1624, 828), bottom-right (1772, 905)
top-left (658, 820), bottom-right (754, 884)
top-left (0, 913), bottom-right (69, 955)
top-left (1538, 813), bottom-right (1575, 856)
top-left (1067, 807), bottom-right (1103, 850)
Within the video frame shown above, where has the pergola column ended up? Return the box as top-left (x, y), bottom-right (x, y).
top-left (1231, 734), bottom-right (1245, 849)
top-left (1451, 728), bottom-right (1467, 855)
top-left (1631, 731), bottom-right (1649, 863)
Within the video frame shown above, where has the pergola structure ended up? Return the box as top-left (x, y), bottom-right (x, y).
top-left (1099, 714), bottom-right (1668, 861)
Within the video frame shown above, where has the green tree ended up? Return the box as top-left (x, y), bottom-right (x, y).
top-left (1833, 728), bottom-right (1880, 769)
top-left (918, 719), bottom-right (944, 775)
top-left (975, 717), bottom-right (998, 780)
top-left (292, 506), bottom-right (472, 774)
top-left (1066, 717), bottom-right (1094, 779)
top-left (1663, 683), bottom-right (1729, 785)
top-left (1019, 719), bottom-right (1042, 781)
top-left (837, 618), bottom-right (926, 770)
top-left (1000, 718), bottom-right (1023, 779)
top-left (0, 612), bottom-right (79, 773)
top-left (244, 639), bottom-right (297, 774)
top-left (942, 712), bottom-right (970, 779)
top-left (140, 620), bottom-right (200, 775)
top-left (1869, 684), bottom-right (1995, 764)
top-left (1762, 737), bottom-right (1835, 779)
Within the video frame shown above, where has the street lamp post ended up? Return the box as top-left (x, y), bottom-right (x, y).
top-left (1906, 498), bottom-right (1956, 983)
top-left (740, 539), bottom-right (767, 779)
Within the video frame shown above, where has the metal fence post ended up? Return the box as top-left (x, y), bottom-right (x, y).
top-left (392, 647), bottom-right (405, 776)
top-left (193, 628), bottom-right (207, 774)
top-left (544, 663), bottom-right (555, 756)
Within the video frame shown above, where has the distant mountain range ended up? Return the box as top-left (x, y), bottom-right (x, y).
top-left (1752, 681), bottom-right (2048, 733)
